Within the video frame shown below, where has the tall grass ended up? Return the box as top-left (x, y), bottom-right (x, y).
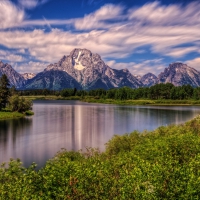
top-left (83, 97), bottom-right (200, 105)
top-left (0, 111), bottom-right (24, 120)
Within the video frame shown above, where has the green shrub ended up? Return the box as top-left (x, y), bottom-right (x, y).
top-left (9, 95), bottom-right (32, 113)
top-left (25, 110), bottom-right (34, 116)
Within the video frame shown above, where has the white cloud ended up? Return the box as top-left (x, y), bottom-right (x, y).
top-left (165, 47), bottom-right (200, 58)
top-left (18, 0), bottom-right (38, 9)
top-left (0, 29), bottom-right (133, 62)
top-left (21, 19), bottom-right (74, 27)
top-left (107, 59), bottom-right (165, 76)
top-left (186, 57), bottom-right (200, 71)
top-left (0, 1), bottom-right (25, 29)
top-left (17, 49), bottom-right (26, 54)
top-left (74, 4), bottom-right (125, 30)
top-left (2, 3), bottom-right (123, 29)
top-left (13, 61), bottom-right (49, 73)
top-left (0, 1), bottom-right (56, 29)
top-left (18, 0), bottom-right (49, 9)
top-left (5, 54), bottom-right (25, 62)
top-left (128, 1), bottom-right (200, 26)
top-left (0, 50), bottom-right (26, 62)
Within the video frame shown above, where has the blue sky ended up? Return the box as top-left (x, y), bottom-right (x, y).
top-left (0, 0), bottom-right (199, 75)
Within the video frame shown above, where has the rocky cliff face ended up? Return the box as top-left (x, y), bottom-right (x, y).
top-left (105, 68), bottom-right (143, 88)
top-left (140, 73), bottom-right (158, 87)
top-left (45, 48), bottom-right (143, 90)
top-left (158, 63), bottom-right (200, 87)
top-left (0, 61), bottom-right (26, 88)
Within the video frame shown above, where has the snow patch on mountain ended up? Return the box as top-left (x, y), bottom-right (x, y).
top-left (74, 50), bottom-right (86, 70)
top-left (21, 73), bottom-right (36, 80)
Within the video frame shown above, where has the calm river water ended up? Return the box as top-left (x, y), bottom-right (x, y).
top-left (0, 100), bottom-right (200, 168)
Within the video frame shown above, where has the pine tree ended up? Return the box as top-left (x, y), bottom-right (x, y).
top-left (0, 74), bottom-right (10, 110)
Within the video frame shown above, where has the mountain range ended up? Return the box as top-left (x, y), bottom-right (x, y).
top-left (0, 49), bottom-right (200, 90)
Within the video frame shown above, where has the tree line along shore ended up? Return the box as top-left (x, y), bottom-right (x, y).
top-left (2, 81), bottom-right (200, 120)
top-left (18, 83), bottom-right (200, 105)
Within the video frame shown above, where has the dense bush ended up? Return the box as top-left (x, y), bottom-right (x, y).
top-left (1, 116), bottom-right (200, 199)
top-left (9, 95), bottom-right (32, 113)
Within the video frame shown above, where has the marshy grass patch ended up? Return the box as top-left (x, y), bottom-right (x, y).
top-left (0, 111), bottom-right (24, 120)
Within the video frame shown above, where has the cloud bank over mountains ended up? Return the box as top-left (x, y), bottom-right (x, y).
top-left (0, 1), bottom-right (199, 75)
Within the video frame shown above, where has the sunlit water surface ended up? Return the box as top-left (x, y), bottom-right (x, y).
top-left (0, 100), bottom-right (200, 168)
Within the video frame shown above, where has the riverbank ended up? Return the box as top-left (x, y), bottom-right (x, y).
top-left (1, 114), bottom-right (200, 199)
top-left (23, 95), bottom-right (81, 101)
top-left (0, 111), bottom-right (24, 120)
top-left (0, 110), bottom-right (34, 120)
top-left (82, 98), bottom-right (200, 106)
top-left (81, 97), bottom-right (200, 105)
top-left (23, 95), bottom-right (200, 105)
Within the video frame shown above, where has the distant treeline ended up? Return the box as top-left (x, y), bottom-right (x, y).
top-left (18, 83), bottom-right (200, 100)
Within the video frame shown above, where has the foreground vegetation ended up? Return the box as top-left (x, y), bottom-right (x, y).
top-left (1, 115), bottom-right (200, 199)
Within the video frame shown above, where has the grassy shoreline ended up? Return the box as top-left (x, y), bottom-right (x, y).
top-left (23, 95), bottom-right (81, 101)
top-left (0, 110), bottom-right (34, 120)
top-left (23, 95), bottom-right (200, 105)
top-left (0, 111), bottom-right (25, 120)
top-left (82, 98), bottom-right (200, 105)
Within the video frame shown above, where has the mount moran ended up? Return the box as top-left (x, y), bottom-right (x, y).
top-left (0, 49), bottom-right (200, 90)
